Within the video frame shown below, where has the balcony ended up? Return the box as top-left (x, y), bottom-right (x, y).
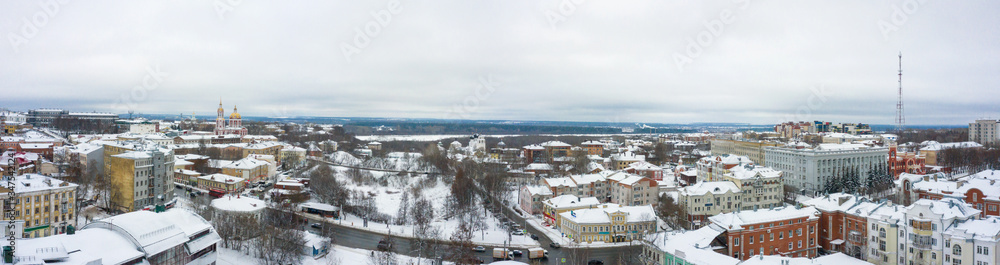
top-left (911, 236), bottom-right (933, 249)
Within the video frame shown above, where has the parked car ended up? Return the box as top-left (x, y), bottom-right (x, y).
top-left (511, 250), bottom-right (523, 257)
top-left (549, 242), bottom-right (561, 248)
top-left (512, 230), bottom-right (524, 236)
top-left (473, 246), bottom-right (486, 252)
top-left (310, 223), bottom-right (322, 229)
top-left (587, 259), bottom-right (604, 265)
top-left (530, 234), bottom-right (539, 240)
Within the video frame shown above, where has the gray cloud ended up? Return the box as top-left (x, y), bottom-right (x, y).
top-left (1, 0), bottom-right (998, 125)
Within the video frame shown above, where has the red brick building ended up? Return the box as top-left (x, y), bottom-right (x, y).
top-left (888, 146), bottom-right (925, 177)
top-left (800, 193), bottom-right (887, 260)
top-left (708, 206), bottom-right (820, 260)
top-left (906, 170), bottom-right (1000, 218)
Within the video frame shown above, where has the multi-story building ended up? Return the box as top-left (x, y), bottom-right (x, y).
top-left (969, 119), bottom-right (1000, 145)
top-left (26, 109), bottom-right (68, 127)
top-left (106, 148), bottom-right (175, 212)
top-left (280, 144), bottom-right (307, 168)
top-left (775, 121), bottom-right (828, 139)
top-left (866, 201), bottom-right (906, 265)
top-left (558, 203), bottom-right (657, 243)
top-left (801, 193), bottom-right (884, 260)
top-left (606, 171), bottom-right (658, 206)
top-left (710, 139), bottom-right (781, 165)
top-left (581, 140), bottom-right (604, 156)
top-left (831, 123), bottom-right (872, 135)
top-left (941, 216), bottom-right (1000, 265)
top-left (765, 143), bottom-right (888, 195)
top-left (724, 165), bottom-right (783, 211)
top-left (518, 185), bottom-right (553, 215)
top-left (541, 195), bottom-right (600, 227)
top-left (708, 206), bottom-right (821, 260)
top-left (678, 181), bottom-right (741, 229)
top-left (902, 199), bottom-right (980, 265)
top-left (0, 174), bottom-right (77, 238)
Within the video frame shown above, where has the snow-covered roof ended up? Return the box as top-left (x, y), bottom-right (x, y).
top-left (85, 210), bottom-right (193, 256)
top-left (16, 228), bottom-right (144, 265)
top-left (816, 143), bottom-right (869, 151)
top-left (175, 154), bottom-right (209, 160)
top-left (909, 198), bottom-right (980, 220)
top-left (709, 206), bottom-right (820, 230)
top-left (212, 195), bottom-right (266, 212)
top-left (605, 171), bottom-right (648, 186)
top-left (645, 226), bottom-right (739, 265)
top-left (198, 173), bottom-right (244, 183)
top-left (525, 163), bottom-right (554, 171)
top-left (542, 195), bottom-right (600, 209)
top-left (544, 177), bottom-right (576, 188)
top-left (2, 174), bottom-right (78, 194)
top-left (223, 157), bottom-right (268, 170)
top-left (300, 202), bottom-right (340, 212)
top-left (920, 141), bottom-right (983, 151)
top-left (741, 252), bottom-right (874, 265)
top-left (725, 165), bottom-right (781, 180)
top-left (679, 181), bottom-right (740, 196)
top-left (539, 141), bottom-right (571, 147)
top-left (523, 185), bottom-right (553, 196)
top-left (559, 203), bottom-right (656, 224)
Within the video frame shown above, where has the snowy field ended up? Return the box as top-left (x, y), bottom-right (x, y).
top-left (309, 165), bottom-right (539, 247)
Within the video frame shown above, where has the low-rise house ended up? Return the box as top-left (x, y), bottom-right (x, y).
top-left (678, 181), bottom-right (742, 229)
top-left (197, 173), bottom-right (246, 193)
top-left (558, 203), bottom-right (657, 243)
top-left (518, 185), bottom-right (553, 215)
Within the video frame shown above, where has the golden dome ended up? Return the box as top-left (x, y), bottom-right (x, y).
top-left (229, 106), bottom-right (241, 119)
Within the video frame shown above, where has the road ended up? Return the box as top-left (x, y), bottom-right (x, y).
top-left (301, 210), bottom-right (638, 264)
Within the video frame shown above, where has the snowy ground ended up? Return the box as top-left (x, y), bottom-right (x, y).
top-left (309, 165), bottom-right (539, 247)
top-left (217, 244), bottom-right (450, 265)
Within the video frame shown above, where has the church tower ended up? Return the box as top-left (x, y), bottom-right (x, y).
top-left (215, 100), bottom-right (225, 135)
top-left (228, 106), bottom-right (242, 128)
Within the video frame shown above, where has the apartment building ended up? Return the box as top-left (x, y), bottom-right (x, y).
top-left (0, 174), bottom-right (77, 238)
top-left (541, 195), bottom-right (600, 227)
top-left (106, 147), bottom-right (175, 212)
top-left (678, 181), bottom-right (741, 229)
top-left (904, 170), bottom-right (1000, 217)
top-left (606, 171), bottom-right (658, 206)
top-left (708, 206), bottom-right (821, 260)
top-left (724, 165), bottom-right (783, 211)
top-left (970, 119), bottom-right (1000, 145)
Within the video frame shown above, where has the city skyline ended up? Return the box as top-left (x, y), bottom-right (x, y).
top-left (2, 1), bottom-right (999, 125)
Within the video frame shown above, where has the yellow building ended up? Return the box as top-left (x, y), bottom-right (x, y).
top-left (557, 203), bottom-right (657, 243)
top-left (197, 173), bottom-right (246, 193)
top-left (0, 174), bottom-right (77, 238)
top-left (222, 157), bottom-right (270, 183)
top-left (709, 138), bottom-right (781, 165)
top-left (106, 148), bottom-right (175, 213)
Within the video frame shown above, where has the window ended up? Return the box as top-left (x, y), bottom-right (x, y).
top-left (953, 245), bottom-right (962, 255)
top-left (788, 242), bottom-right (792, 250)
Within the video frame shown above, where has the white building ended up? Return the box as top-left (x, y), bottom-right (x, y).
top-left (765, 143), bottom-right (888, 195)
top-left (970, 119), bottom-right (1000, 145)
top-left (678, 181), bottom-right (742, 229)
top-left (16, 208), bottom-right (220, 265)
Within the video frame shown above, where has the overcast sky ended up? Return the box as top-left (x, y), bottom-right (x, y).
top-left (1, 1), bottom-right (998, 125)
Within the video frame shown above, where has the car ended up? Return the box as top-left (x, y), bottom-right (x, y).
top-left (511, 250), bottom-right (522, 257)
top-left (549, 242), bottom-right (561, 248)
top-left (512, 230), bottom-right (524, 236)
top-left (473, 246), bottom-right (486, 252)
top-left (377, 240), bottom-right (392, 251)
top-left (530, 234), bottom-right (539, 240)
top-left (587, 259), bottom-right (604, 265)
top-left (310, 223), bottom-right (322, 229)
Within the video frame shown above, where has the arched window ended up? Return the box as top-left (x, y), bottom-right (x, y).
top-left (879, 228), bottom-right (886, 238)
top-left (953, 245), bottom-right (962, 255)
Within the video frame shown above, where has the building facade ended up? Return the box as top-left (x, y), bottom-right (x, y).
top-left (710, 139), bottom-right (781, 165)
top-left (558, 203), bottom-right (657, 243)
top-left (969, 119), bottom-right (1000, 145)
top-left (708, 206), bottom-right (821, 260)
top-left (106, 148), bottom-right (175, 212)
top-left (765, 144), bottom-right (888, 195)
top-left (0, 174), bottom-right (77, 238)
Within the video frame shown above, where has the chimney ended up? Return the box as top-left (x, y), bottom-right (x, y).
top-left (838, 196), bottom-right (850, 206)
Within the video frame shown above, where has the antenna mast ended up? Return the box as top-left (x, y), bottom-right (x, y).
top-left (896, 52), bottom-right (905, 132)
